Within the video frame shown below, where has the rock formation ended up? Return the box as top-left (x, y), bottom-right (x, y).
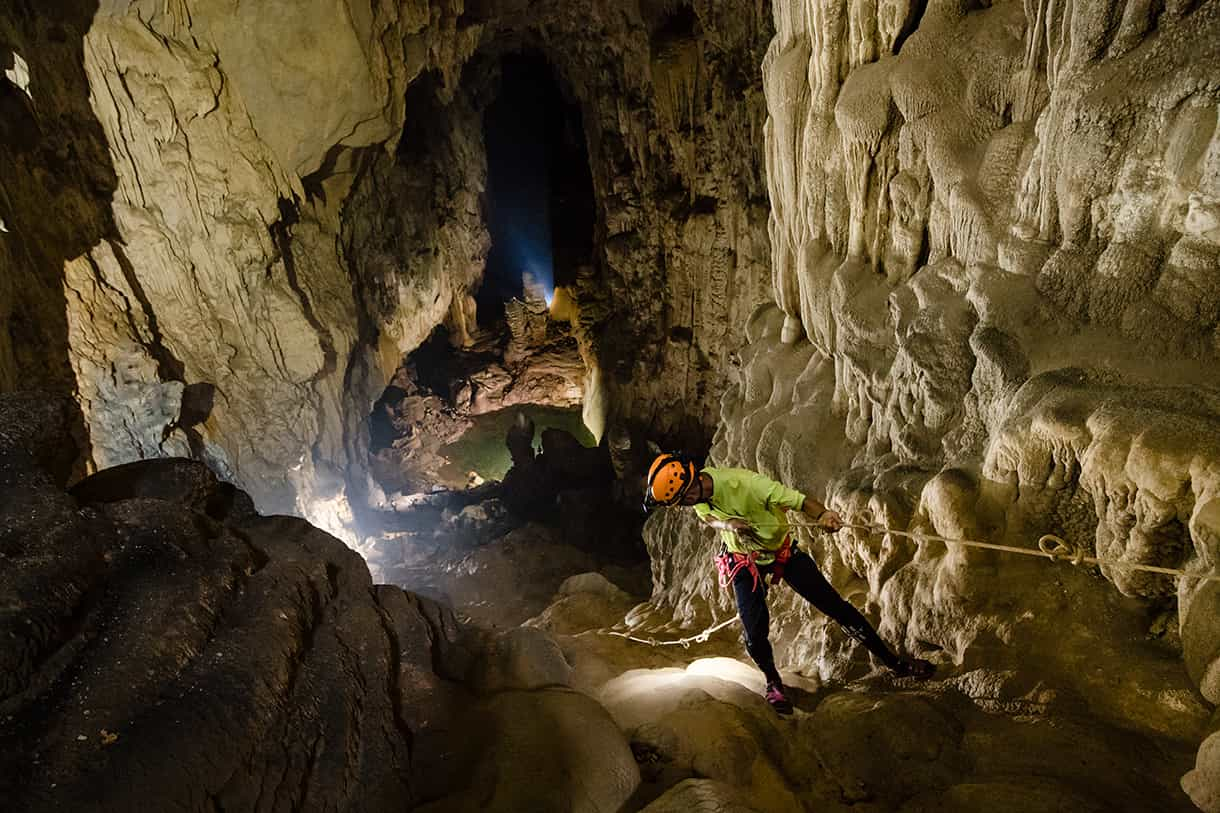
top-left (0, 393), bottom-right (641, 812)
top-left (626, 1), bottom-right (1220, 808)
top-left (4, 0), bottom-right (1220, 810)
top-left (367, 416), bottom-right (650, 622)
top-left (1, 0), bottom-right (774, 539)
top-left (368, 289), bottom-right (587, 495)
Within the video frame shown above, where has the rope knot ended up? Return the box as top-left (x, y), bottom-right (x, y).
top-left (1038, 534), bottom-right (1084, 566)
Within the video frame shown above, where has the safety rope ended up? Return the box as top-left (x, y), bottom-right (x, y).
top-left (600, 518), bottom-right (1220, 648)
top-left (814, 521), bottom-right (1220, 585)
top-left (597, 615), bottom-right (741, 649)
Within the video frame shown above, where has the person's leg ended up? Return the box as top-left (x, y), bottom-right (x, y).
top-left (781, 551), bottom-right (901, 669)
top-left (732, 563), bottom-right (782, 685)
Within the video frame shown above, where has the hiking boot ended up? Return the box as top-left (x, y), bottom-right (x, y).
top-left (764, 681), bottom-right (793, 715)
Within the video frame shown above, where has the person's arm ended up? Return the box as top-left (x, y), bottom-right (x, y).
top-left (695, 502), bottom-right (759, 540)
top-left (760, 476), bottom-right (844, 533)
top-left (793, 495), bottom-right (843, 531)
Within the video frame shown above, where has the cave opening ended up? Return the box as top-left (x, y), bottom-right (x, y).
top-left (478, 50), bottom-right (595, 327)
top-left (367, 51), bottom-right (599, 500)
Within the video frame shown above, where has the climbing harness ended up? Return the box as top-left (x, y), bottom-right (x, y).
top-left (715, 535), bottom-right (794, 591)
top-left (771, 536), bottom-right (794, 583)
top-left (603, 519), bottom-right (1220, 649)
top-left (716, 549), bottom-right (762, 591)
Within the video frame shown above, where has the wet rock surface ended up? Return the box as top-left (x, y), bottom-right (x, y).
top-left (0, 392), bottom-right (1207, 812)
top-left (533, 584), bottom-right (1196, 813)
top-left (369, 300), bottom-right (587, 495)
top-left (606, 1), bottom-right (1220, 806)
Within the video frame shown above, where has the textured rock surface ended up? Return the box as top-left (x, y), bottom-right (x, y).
top-left (588, 654), bottom-right (1194, 812)
top-left (640, 307), bottom-right (1216, 796)
top-left (625, 1), bottom-right (1220, 808)
top-left (0, 393), bottom-right (641, 812)
top-left (369, 308), bottom-right (587, 494)
top-left (1, 395), bottom-right (420, 809)
top-left (0, 3), bottom-right (117, 397)
top-left (638, 778), bottom-right (759, 813)
top-left (2, 0), bottom-right (773, 535)
top-left (5, 0), bottom-right (1220, 809)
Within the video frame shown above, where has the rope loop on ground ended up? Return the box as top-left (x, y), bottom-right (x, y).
top-left (599, 615), bottom-right (740, 649)
top-left (1037, 534), bottom-right (1084, 565)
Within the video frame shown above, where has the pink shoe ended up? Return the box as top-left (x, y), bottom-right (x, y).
top-left (765, 682), bottom-right (793, 715)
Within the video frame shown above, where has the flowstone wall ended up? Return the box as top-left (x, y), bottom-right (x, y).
top-left (637, 1), bottom-right (1220, 808)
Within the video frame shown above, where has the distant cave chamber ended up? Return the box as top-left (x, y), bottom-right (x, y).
top-left (367, 50), bottom-right (599, 498)
top-left (478, 51), bottom-right (596, 325)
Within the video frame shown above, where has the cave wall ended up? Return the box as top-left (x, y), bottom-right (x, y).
top-left (1, 0), bottom-right (774, 532)
top-left (547, 0), bottom-right (776, 448)
top-left (637, 1), bottom-right (1220, 807)
top-left (0, 1), bottom-right (117, 401)
top-left (64, 0), bottom-right (488, 526)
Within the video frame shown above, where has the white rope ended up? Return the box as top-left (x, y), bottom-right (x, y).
top-left (828, 522), bottom-right (1220, 585)
top-left (598, 615), bottom-right (740, 649)
top-left (601, 519), bottom-right (1220, 649)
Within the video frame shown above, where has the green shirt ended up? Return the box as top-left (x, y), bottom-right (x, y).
top-left (693, 467), bottom-right (806, 564)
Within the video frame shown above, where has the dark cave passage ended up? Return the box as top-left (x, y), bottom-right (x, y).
top-left (479, 51), bottom-right (595, 327)
top-left (366, 51), bottom-right (600, 498)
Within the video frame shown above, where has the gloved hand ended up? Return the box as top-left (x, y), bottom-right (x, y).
top-left (891, 655), bottom-right (935, 679)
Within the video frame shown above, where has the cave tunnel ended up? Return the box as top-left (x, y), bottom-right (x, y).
top-left (478, 50), bottom-right (595, 326)
top-left (368, 50), bottom-right (599, 499)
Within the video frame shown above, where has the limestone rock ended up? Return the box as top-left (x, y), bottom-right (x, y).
top-left (471, 626), bottom-right (574, 692)
top-left (639, 778), bottom-right (760, 813)
top-left (1, 395), bottom-right (427, 811)
top-left (0, 7), bottom-right (117, 396)
top-left (901, 780), bottom-right (1108, 813)
top-left (69, 456), bottom-right (256, 524)
top-left (600, 664), bottom-right (814, 813)
top-left (1185, 713), bottom-right (1220, 813)
top-left (559, 571), bottom-right (635, 603)
top-left (3, 0), bottom-right (773, 535)
top-left (808, 691), bottom-right (966, 804)
top-left (618, 6), bottom-right (1220, 806)
top-left (0, 391), bottom-right (644, 812)
top-left (416, 687), bottom-right (640, 813)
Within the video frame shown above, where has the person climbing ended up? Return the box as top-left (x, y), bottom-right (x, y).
top-left (644, 453), bottom-right (935, 714)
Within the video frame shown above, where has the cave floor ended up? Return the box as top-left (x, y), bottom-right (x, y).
top-left (383, 519), bottom-right (1199, 813)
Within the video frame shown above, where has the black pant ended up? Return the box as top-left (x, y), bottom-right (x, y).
top-left (731, 549), bottom-right (898, 685)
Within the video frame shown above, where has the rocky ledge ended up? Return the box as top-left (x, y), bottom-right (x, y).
top-left (0, 392), bottom-right (638, 812)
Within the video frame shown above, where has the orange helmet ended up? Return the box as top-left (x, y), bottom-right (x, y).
top-left (645, 453), bottom-right (699, 508)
